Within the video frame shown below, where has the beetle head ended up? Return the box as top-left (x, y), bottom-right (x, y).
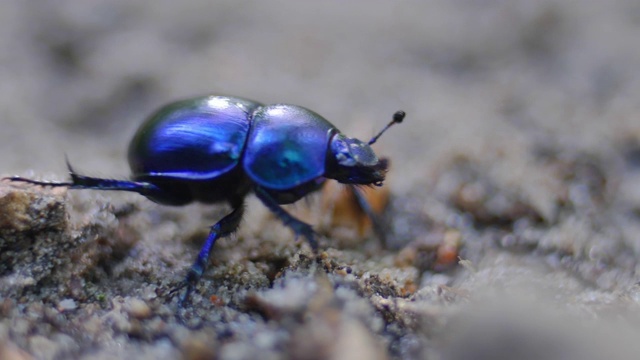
top-left (327, 133), bottom-right (388, 185)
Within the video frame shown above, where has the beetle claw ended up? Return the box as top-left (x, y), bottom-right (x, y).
top-left (169, 268), bottom-right (199, 308)
top-left (299, 227), bottom-right (318, 253)
top-left (290, 224), bottom-right (317, 252)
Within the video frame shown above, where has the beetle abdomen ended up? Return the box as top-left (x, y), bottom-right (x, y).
top-left (243, 104), bottom-right (337, 190)
top-left (128, 96), bottom-right (262, 180)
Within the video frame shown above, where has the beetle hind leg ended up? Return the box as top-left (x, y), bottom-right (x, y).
top-left (4, 160), bottom-right (162, 197)
top-left (254, 186), bottom-right (318, 251)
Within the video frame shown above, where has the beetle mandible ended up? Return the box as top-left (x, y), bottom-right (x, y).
top-left (6, 95), bottom-right (404, 305)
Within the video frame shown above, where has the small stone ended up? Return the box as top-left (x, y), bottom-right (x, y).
top-left (0, 182), bottom-right (67, 234)
top-left (0, 340), bottom-right (32, 360)
top-left (57, 299), bottom-right (77, 312)
top-left (29, 336), bottom-right (58, 360)
top-left (333, 319), bottom-right (388, 360)
top-left (124, 298), bottom-right (152, 320)
top-left (180, 331), bottom-right (218, 360)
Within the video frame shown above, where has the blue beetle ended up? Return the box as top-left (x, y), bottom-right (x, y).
top-left (6, 95), bottom-right (404, 305)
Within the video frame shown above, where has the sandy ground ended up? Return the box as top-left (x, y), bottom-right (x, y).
top-left (2, 1), bottom-right (640, 359)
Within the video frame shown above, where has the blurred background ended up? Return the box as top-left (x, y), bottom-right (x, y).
top-left (2, 1), bottom-right (640, 359)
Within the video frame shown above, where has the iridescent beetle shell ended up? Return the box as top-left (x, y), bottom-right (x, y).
top-left (128, 96), bottom-right (262, 180)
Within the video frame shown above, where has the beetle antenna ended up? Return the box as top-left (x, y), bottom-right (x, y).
top-left (368, 110), bottom-right (405, 145)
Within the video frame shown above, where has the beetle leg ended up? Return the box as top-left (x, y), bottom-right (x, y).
top-left (176, 203), bottom-right (245, 307)
top-left (4, 160), bottom-right (162, 197)
top-left (350, 186), bottom-right (387, 247)
top-left (254, 187), bottom-right (318, 252)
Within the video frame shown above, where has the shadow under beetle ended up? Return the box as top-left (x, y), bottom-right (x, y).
top-left (5, 95), bottom-right (404, 306)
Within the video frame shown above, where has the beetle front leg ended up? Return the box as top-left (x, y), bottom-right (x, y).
top-left (351, 186), bottom-right (387, 247)
top-left (174, 203), bottom-right (245, 307)
top-left (254, 187), bottom-right (318, 252)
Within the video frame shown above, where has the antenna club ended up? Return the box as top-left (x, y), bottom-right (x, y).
top-left (392, 110), bottom-right (405, 124)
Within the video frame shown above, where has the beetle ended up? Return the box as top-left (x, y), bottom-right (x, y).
top-left (5, 95), bottom-right (404, 305)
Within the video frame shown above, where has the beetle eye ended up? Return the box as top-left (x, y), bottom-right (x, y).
top-left (331, 135), bottom-right (357, 166)
top-left (336, 152), bottom-right (357, 166)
